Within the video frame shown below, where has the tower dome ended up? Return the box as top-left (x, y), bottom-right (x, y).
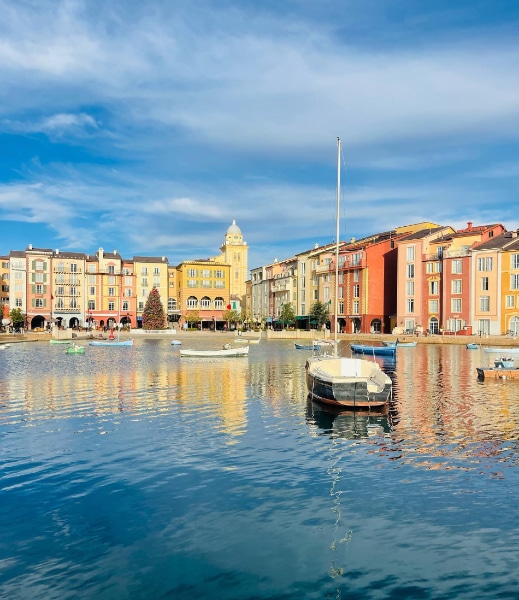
top-left (226, 220), bottom-right (242, 235)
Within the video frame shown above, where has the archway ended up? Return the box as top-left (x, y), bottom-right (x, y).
top-left (370, 318), bottom-right (381, 333)
top-left (30, 315), bottom-right (45, 330)
top-left (509, 315), bottom-right (519, 335)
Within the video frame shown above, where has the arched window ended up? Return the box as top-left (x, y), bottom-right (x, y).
top-left (187, 296), bottom-right (198, 309)
top-left (201, 296), bottom-right (211, 309)
top-left (214, 297), bottom-right (224, 310)
top-left (509, 316), bottom-right (519, 335)
top-left (429, 316), bottom-right (439, 334)
top-left (370, 318), bottom-right (381, 333)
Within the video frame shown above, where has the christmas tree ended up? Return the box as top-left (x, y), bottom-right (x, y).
top-left (142, 288), bottom-right (166, 330)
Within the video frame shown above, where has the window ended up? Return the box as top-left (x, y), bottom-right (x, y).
top-left (56, 299), bottom-right (63, 309)
top-left (202, 280), bottom-right (212, 288)
top-left (35, 298), bottom-right (43, 308)
top-left (426, 263), bottom-right (434, 274)
top-left (429, 281), bottom-right (439, 295)
top-left (512, 254), bottom-right (519, 269)
top-left (214, 280), bottom-right (225, 289)
top-left (125, 277), bottom-right (132, 286)
top-left (187, 279), bottom-right (197, 288)
top-left (35, 284), bottom-right (43, 294)
top-left (122, 301), bottom-right (129, 311)
top-left (480, 296), bottom-right (490, 311)
top-left (57, 262), bottom-right (65, 271)
top-left (339, 301), bottom-right (344, 314)
top-left (108, 302), bottom-right (115, 311)
top-left (35, 273), bottom-right (43, 283)
top-left (353, 269), bottom-right (359, 282)
top-left (57, 286), bottom-right (65, 296)
top-left (141, 278), bottom-right (148, 287)
top-left (353, 285), bottom-right (359, 298)
top-left (152, 277), bottom-right (160, 287)
top-left (478, 319), bottom-right (490, 335)
top-left (88, 300), bottom-right (95, 310)
top-left (352, 301), bottom-right (359, 314)
top-left (214, 297), bottom-right (224, 309)
top-left (452, 260), bottom-right (462, 274)
top-left (108, 265), bottom-right (115, 274)
top-left (481, 277), bottom-right (489, 291)
top-left (187, 296), bottom-right (198, 309)
top-left (70, 298), bottom-right (77, 309)
top-left (406, 281), bottom-right (414, 296)
top-left (429, 299), bottom-right (438, 313)
top-left (187, 268), bottom-right (198, 277)
top-left (108, 287), bottom-right (115, 296)
top-left (88, 275), bottom-right (96, 284)
top-left (201, 297), bottom-right (211, 309)
top-left (141, 267), bottom-right (148, 276)
top-left (407, 264), bottom-right (415, 278)
top-left (452, 280), bottom-right (462, 294)
top-left (201, 269), bottom-right (211, 278)
top-left (313, 275), bottom-right (318, 286)
top-left (70, 263), bottom-right (77, 273)
top-left (406, 246), bottom-right (415, 261)
top-left (35, 260), bottom-right (43, 270)
top-left (215, 270), bottom-right (224, 278)
top-left (70, 287), bottom-right (77, 296)
top-left (124, 289), bottom-right (132, 297)
top-left (407, 298), bottom-right (414, 313)
top-left (89, 286), bottom-right (95, 295)
top-left (511, 274), bottom-right (519, 290)
top-left (108, 276), bottom-right (115, 285)
top-left (477, 257), bottom-right (493, 271)
top-left (506, 295), bottom-right (514, 308)
top-left (88, 264), bottom-right (96, 273)
top-left (153, 267), bottom-right (160, 276)
top-left (324, 288), bottom-right (330, 301)
top-left (313, 290), bottom-right (318, 300)
top-left (452, 298), bottom-right (462, 313)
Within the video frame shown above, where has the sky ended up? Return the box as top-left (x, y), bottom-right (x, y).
top-left (1, 0), bottom-right (519, 270)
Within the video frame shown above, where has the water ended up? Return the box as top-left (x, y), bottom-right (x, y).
top-left (1, 338), bottom-right (519, 599)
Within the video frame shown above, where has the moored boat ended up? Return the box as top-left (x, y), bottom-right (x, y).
top-left (66, 344), bottom-right (85, 354)
top-left (350, 343), bottom-right (397, 357)
top-left (382, 340), bottom-right (417, 348)
top-left (89, 339), bottom-right (134, 347)
top-left (180, 344), bottom-right (249, 358)
top-left (305, 139), bottom-right (392, 410)
top-left (50, 339), bottom-right (72, 345)
top-left (483, 347), bottom-right (519, 354)
top-left (477, 365), bottom-right (519, 380)
top-left (466, 343), bottom-right (479, 349)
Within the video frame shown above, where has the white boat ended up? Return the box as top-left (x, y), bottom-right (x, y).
top-left (235, 337), bottom-right (260, 344)
top-left (382, 340), bottom-right (417, 347)
top-left (89, 339), bottom-right (134, 347)
top-left (171, 339), bottom-right (182, 345)
top-left (0, 343), bottom-right (9, 350)
top-left (180, 344), bottom-right (249, 358)
top-left (483, 347), bottom-right (519, 354)
top-left (305, 138), bottom-right (392, 409)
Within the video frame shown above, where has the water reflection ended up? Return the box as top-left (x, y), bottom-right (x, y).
top-left (306, 397), bottom-right (394, 440)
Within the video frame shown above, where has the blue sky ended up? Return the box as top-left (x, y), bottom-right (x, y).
top-left (1, 0), bottom-right (519, 270)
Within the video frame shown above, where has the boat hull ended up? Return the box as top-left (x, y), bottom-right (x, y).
top-left (483, 347), bottom-right (519, 354)
top-left (306, 356), bottom-right (392, 409)
top-left (89, 339), bottom-right (134, 346)
top-left (382, 341), bottom-right (417, 347)
top-left (477, 366), bottom-right (519, 380)
top-left (180, 346), bottom-right (249, 357)
top-left (350, 344), bottom-right (396, 357)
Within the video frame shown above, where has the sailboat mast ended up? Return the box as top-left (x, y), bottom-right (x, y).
top-left (334, 137), bottom-right (341, 352)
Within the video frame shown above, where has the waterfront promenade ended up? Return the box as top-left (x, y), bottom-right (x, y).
top-left (2, 328), bottom-right (519, 348)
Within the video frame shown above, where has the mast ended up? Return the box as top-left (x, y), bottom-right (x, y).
top-left (334, 137), bottom-right (341, 354)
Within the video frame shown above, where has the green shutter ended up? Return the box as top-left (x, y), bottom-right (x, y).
top-left (32, 284), bottom-right (36, 293)
top-left (43, 274), bottom-right (47, 283)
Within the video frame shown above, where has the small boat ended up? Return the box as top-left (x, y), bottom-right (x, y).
top-left (180, 344), bottom-right (249, 358)
top-left (0, 344), bottom-right (10, 350)
top-left (66, 344), bottom-right (85, 354)
top-left (494, 357), bottom-right (514, 368)
top-left (236, 337), bottom-right (261, 344)
top-left (305, 139), bottom-right (392, 410)
top-left (49, 339), bottom-right (72, 345)
top-left (171, 339), bottom-right (182, 345)
top-left (477, 364), bottom-right (519, 380)
top-left (483, 347), bottom-right (519, 354)
top-left (295, 343), bottom-right (319, 350)
top-left (382, 340), bottom-right (417, 348)
top-left (89, 339), bottom-right (134, 347)
top-left (350, 343), bottom-right (397, 357)
top-left (466, 343), bottom-right (480, 350)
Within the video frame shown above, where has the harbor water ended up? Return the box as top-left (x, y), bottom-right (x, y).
top-left (1, 337), bottom-right (519, 599)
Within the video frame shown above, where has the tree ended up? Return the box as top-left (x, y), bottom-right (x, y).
top-left (309, 301), bottom-right (330, 329)
top-left (9, 308), bottom-right (25, 328)
top-left (222, 309), bottom-right (240, 328)
top-left (142, 288), bottom-right (166, 330)
top-left (279, 303), bottom-right (296, 329)
top-left (185, 311), bottom-right (200, 328)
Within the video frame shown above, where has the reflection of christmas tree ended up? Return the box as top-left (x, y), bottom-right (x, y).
top-left (142, 288), bottom-right (166, 330)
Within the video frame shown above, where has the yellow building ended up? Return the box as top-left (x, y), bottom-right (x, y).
top-left (0, 255), bottom-right (8, 319)
top-left (499, 231), bottom-right (519, 335)
top-left (176, 260), bottom-right (231, 330)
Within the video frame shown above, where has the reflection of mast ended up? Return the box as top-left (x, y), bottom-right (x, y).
top-left (327, 439), bottom-right (352, 581)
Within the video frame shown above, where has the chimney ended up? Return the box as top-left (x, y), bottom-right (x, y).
top-left (28, 244), bottom-right (33, 250)
top-left (55, 249), bottom-right (60, 255)
top-left (467, 222), bottom-right (473, 230)
top-left (114, 250), bottom-right (117, 255)
top-left (350, 237), bottom-right (356, 243)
